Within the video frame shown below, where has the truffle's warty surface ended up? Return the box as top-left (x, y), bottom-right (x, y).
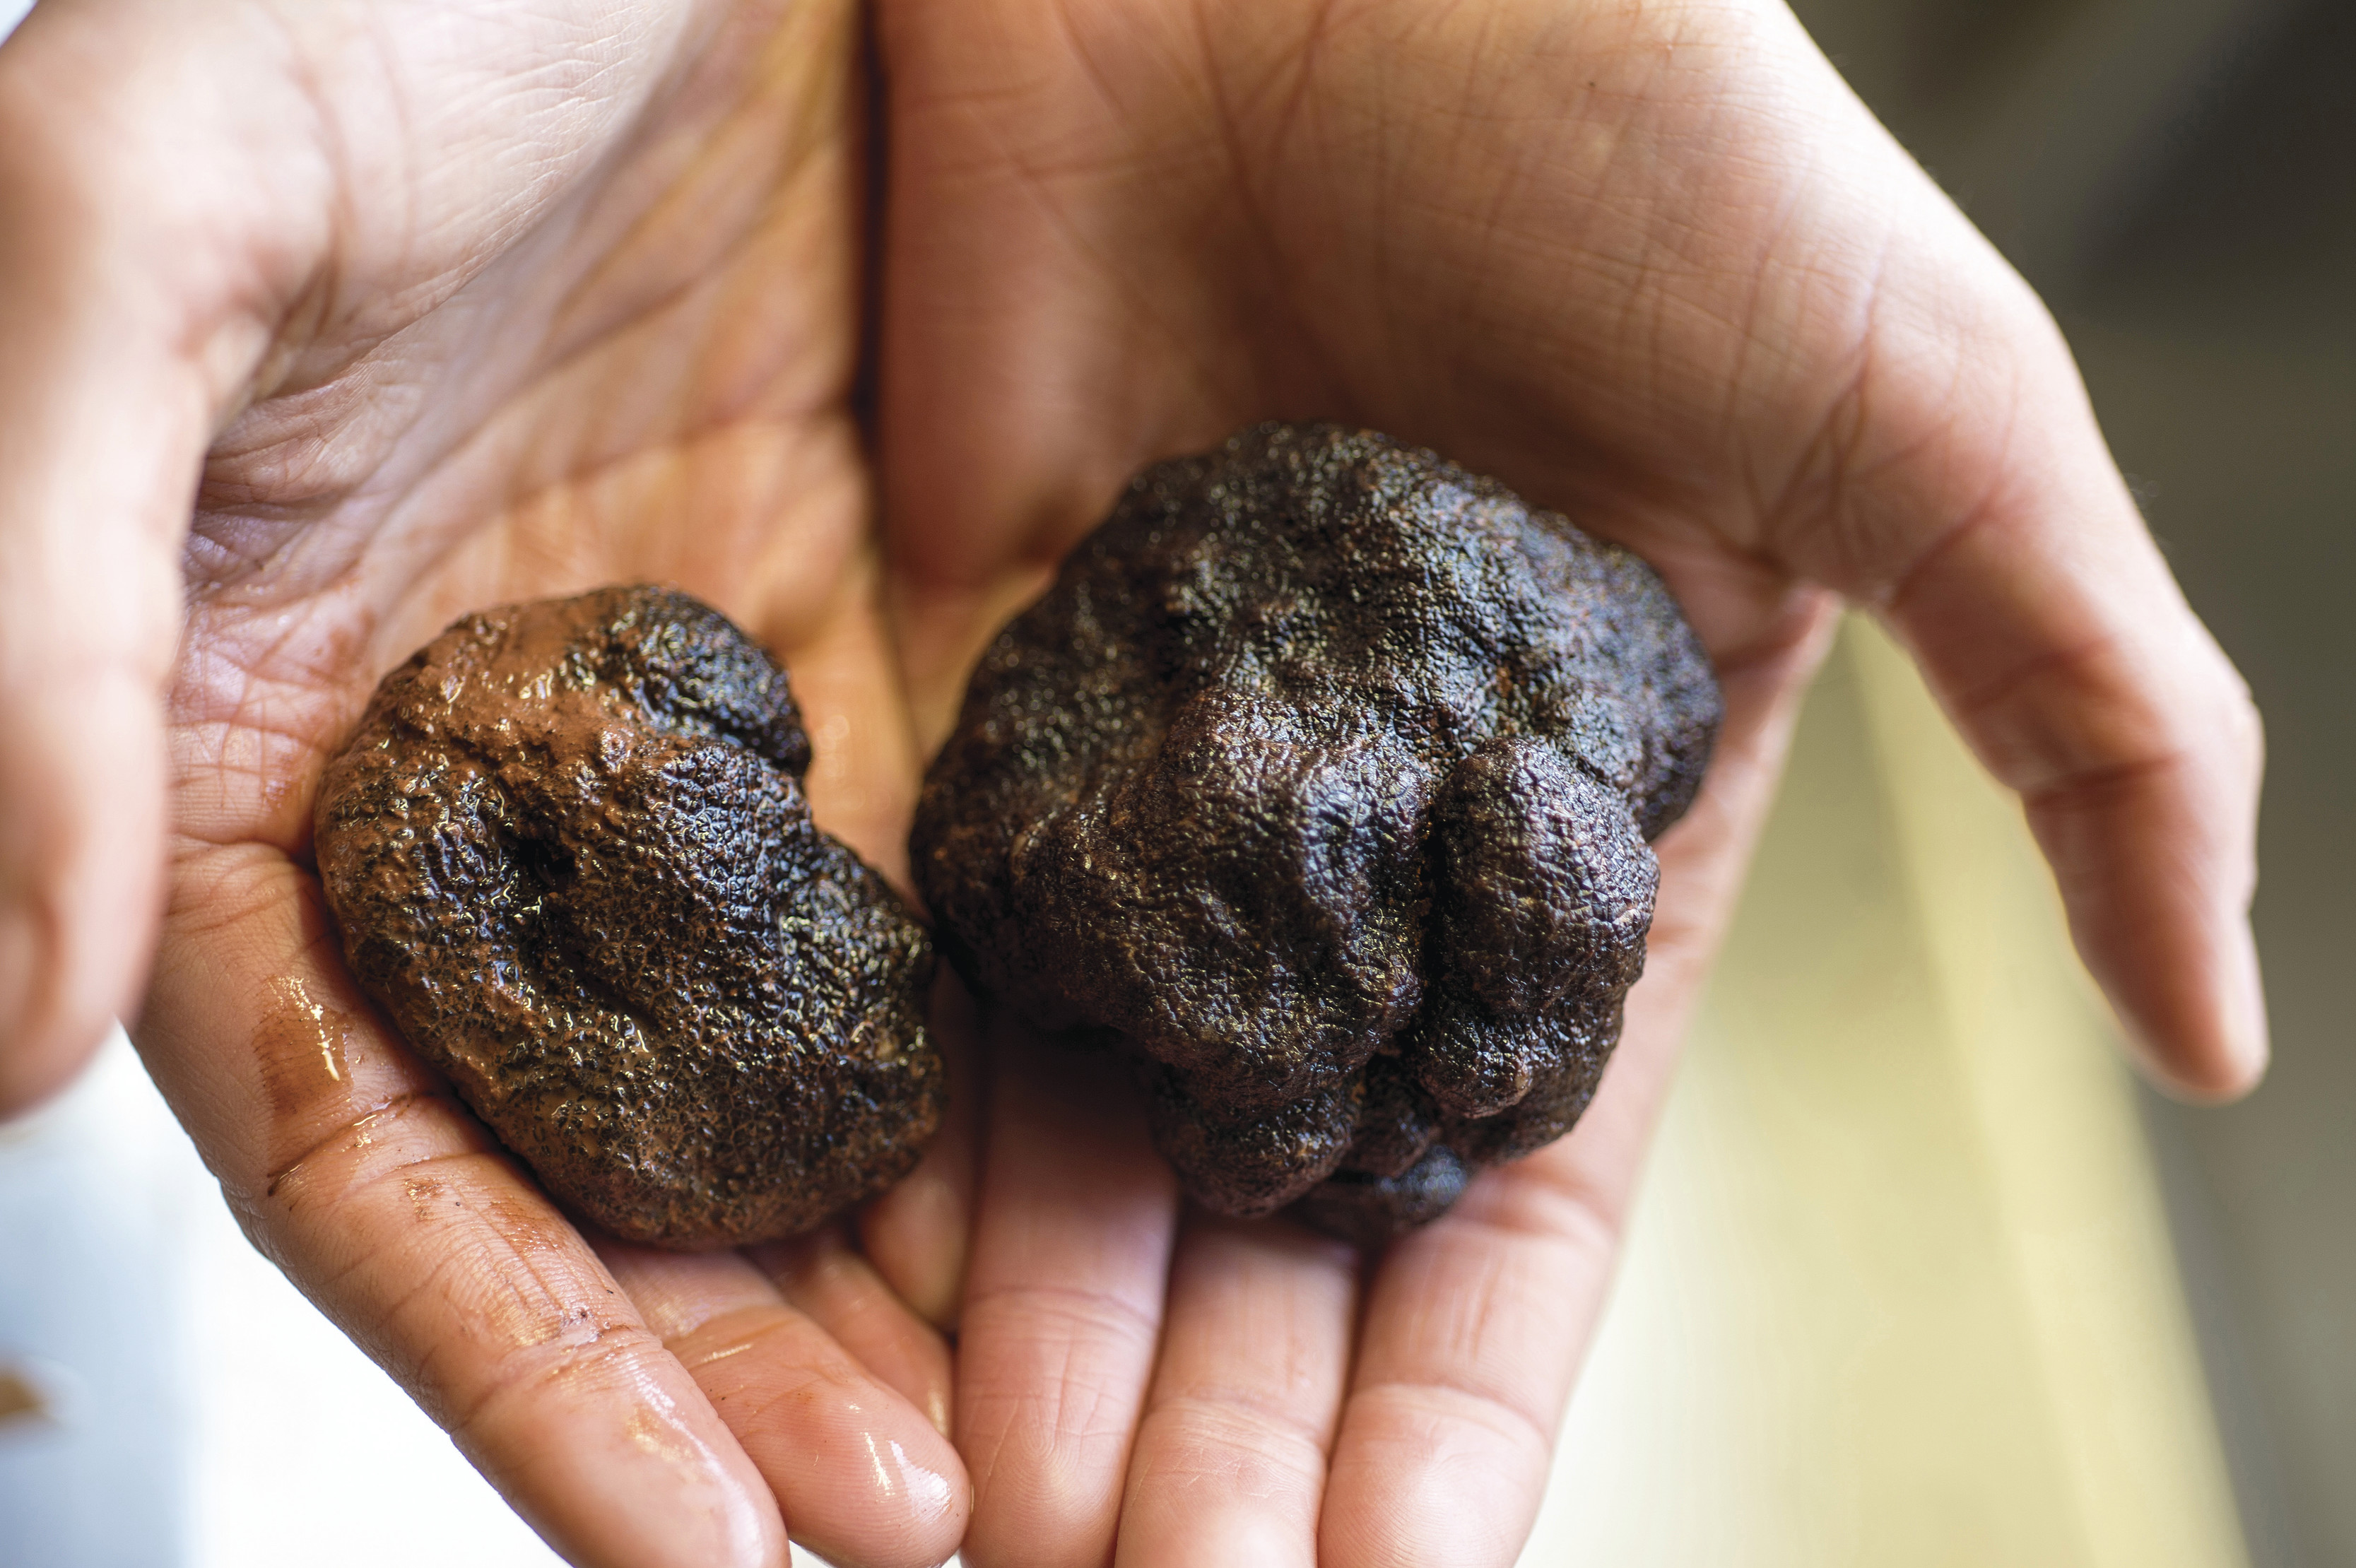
top-left (912, 425), bottom-right (1720, 1242)
top-left (315, 585), bottom-right (942, 1250)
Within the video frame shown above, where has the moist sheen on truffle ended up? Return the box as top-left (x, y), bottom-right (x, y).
top-left (315, 585), bottom-right (943, 1250)
top-left (912, 425), bottom-right (1720, 1243)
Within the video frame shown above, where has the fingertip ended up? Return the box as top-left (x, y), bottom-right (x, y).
top-left (2046, 772), bottom-right (2271, 1107)
top-left (601, 1244), bottom-right (970, 1568)
top-left (2121, 918), bottom-right (2270, 1106)
top-left (0, 605), bottom-right (176, 1127)
top-left (1320, 1386), bottom-right (1550, 1568)
top-left (471, 1331), bottom-right (789, 1568)
top-left (1990, 614), bottom-right (2271, 1109)
top-left (0, 1018), bottom-right (103, 1121)
top-left (2215, 924), bottom-right (2274, 1094)
top-left (0, 896), bottom-right (146, 1119)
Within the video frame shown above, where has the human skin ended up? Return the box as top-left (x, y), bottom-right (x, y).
top-left (0, 1), bottom-right (2263, 1566)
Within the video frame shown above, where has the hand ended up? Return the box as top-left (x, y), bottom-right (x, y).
top-left (868, 0), bottom-right (2264, 1562)
top-left (0, 3), bottom-right (971, 1565)
top-left (0, 4), bottom-right (2264, 1568)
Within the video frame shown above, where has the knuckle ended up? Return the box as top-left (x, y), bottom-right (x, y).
top-left (1144, 1393), bottom-right (1330, 1484)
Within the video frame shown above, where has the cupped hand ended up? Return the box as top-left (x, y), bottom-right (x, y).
top-left (0, 1), bottom-right (2266, 1567)
top-left (868, 0), bottom-right (2263, 1562)
top-left (0, 2), bottom-right (970, 1565)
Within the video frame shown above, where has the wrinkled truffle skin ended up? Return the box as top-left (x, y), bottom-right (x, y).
top-left (316, 586), bottom-right (943, 1250)
top-left (912, 425), bottom-right (1719, 1239)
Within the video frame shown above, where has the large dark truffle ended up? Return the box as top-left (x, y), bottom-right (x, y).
top-left (912, 425), bottom-right (1719, 1242)
top-left (315, 585), bottom-right (943, 1250)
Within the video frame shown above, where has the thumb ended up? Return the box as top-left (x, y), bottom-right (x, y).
top-left (0, 25), bottom-right (242, 1112)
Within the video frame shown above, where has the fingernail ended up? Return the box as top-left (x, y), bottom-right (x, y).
top-left (2219, 921), bottom-right (2273, 1090)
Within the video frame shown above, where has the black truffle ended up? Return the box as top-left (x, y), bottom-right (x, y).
top-left (315, 585), bottom-right (943, 1250)
top-left (912, 425), bottom-right (1719, 1240)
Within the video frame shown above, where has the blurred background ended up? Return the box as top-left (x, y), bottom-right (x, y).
top-left (0, 0), bottom-right (2347, 1564)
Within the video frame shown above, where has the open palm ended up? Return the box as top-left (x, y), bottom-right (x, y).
top-left (7, 4), bottom-right (965, 1565)
top-left (0, 1), bottom-right (2261, 1567)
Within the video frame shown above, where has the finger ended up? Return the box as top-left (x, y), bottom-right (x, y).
top-left (1114, 1213), bottom-right (1357, 1568)
top-left (1880, 476), bottom-right (2267, 1100)
top-left (748, 1225), bottom-right (956, 1437)
top-left (858, 972), bottom-right (985, 1330)
top-left (955, 1021), bottom-right (1182, 1568)
top-left (598, 1242), bottom-right (970, 1568)
top-left (1320, 595), bottom-right (1835, 1568)
top-left (140, 846), bottom-right (788, 1568)
top-left (0, 31), bottom-right (222, 1111)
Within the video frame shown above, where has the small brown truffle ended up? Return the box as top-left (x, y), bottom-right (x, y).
top-left (315, 585), bottom-right (943, 1250)
top-left (912, 425), bottom-right (1719, 1242)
